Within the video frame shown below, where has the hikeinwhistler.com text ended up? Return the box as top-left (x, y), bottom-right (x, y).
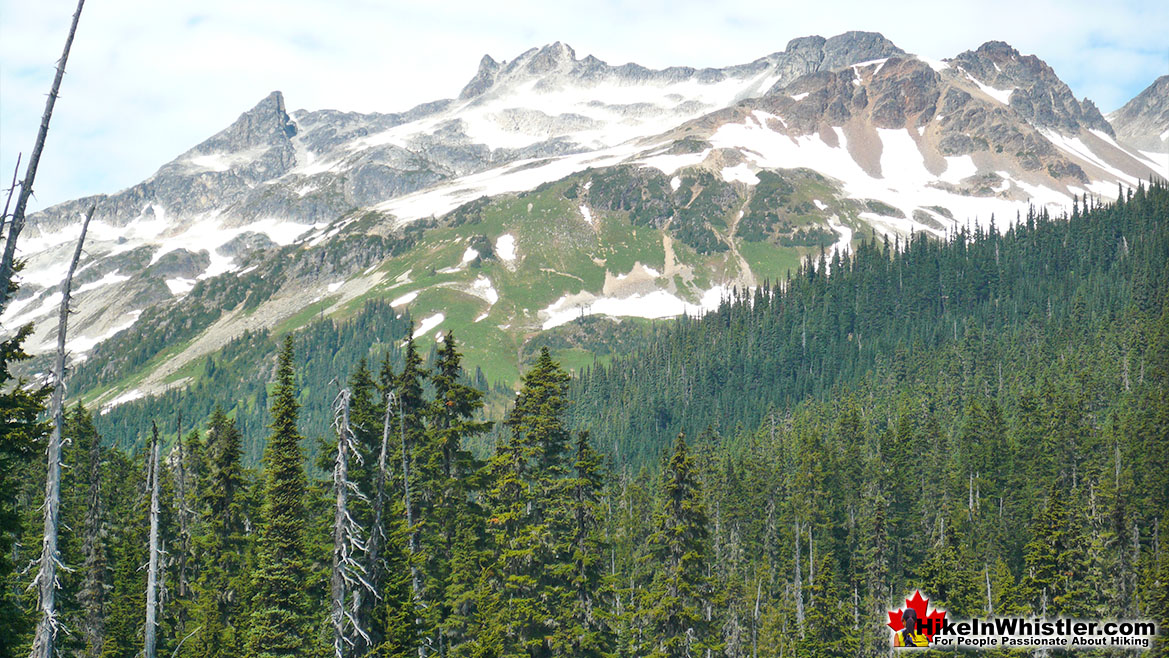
top-left (918, 617), bottom-right (1157, 650)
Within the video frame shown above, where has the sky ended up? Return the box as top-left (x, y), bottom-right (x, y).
top-left (1, 0), bottom-right (1166, 213)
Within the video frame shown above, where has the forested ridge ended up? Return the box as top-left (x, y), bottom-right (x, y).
top-left (0, 182), bottom-right (1167, 658)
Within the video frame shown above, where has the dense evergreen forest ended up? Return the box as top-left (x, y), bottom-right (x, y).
top-left (1, 183), bottom-right (1168, 658)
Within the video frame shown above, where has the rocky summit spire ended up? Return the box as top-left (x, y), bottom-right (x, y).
top-left (193, 90), bottom-right (297, 155)
top-left (459, 55), bottom-right (501, 100)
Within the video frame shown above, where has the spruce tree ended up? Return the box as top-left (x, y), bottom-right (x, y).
top-left (245, 336), bottom-right (312, 657)
top-left (0, 326), bottom-right (48, 654)
top-left (480, 347), bottom-right (573, 657)
top-left (644, 433), bottom-right (719, 658)
top-left (425, 333), bottom-right (491, 655)
top-left (549, 431), bottom-right (614, 657)
top-left (187, 408), bottom-right (246, 658)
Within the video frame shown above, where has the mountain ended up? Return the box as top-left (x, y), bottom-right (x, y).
top-left (1110, 74), bottom-right (1169, 154)
top-left (3, 32), bottom-right (1164, 409)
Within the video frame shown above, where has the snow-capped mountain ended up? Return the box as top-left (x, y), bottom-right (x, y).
top-left (4, 32), bottom-right (1165, 402)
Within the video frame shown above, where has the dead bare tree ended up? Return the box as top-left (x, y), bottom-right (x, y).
top-left (353, 390), bottom-right (394, 654)
top-left (29, 204), bottom-right (92, 658)
top-left (144, 422), bottom-right (162, 658)
top-left (0, 0), bottom-right (89, 310)
top-left (330, 386), bottom-right (371, 658)
top-left (173, 413), bottom-right (194, 605)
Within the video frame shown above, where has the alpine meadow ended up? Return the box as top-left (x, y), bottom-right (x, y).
top-left (1, 3), bottom-right (1168, 658)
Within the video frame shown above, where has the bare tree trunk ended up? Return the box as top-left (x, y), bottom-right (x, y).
top-left (752, 580), bottom-right (761, 658)
top-left (145, 422), bottom-right (162, 658)
top-left (331, 389), bottom-right (353, 657)
top-left (1, 155), bottom-right (22, 235)
top-left (331, 387), bottom-right (370, 658)
top-left (0, 0), bottom-right (88, 309)
top-left (355, 392), bottom-right (394, 654)
top-left (30, 204), bottom-right (92, 658)
top-left (173, 414), bottom-right (192, 603)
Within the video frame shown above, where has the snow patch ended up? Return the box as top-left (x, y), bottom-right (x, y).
top-left (813, 199), bottom-right (828, 211)
top-left (968, 75), bottom-right (1014, 105)
top-left (496, 234), bottom-right (517, 262)
top-left (579, 204), bottom-right (594, 225)
top-left (327, 281), bottom-right (344, 293)
top-left (103, 389), bottom-right (145, 413)
top-left (791, 92), bottom-right (810, 102)
top-left (939, 155), bottom-right (978, 184)
top-left (639, 148), bottom-right (712, 174)
top-left (413, 313), bottom-right (444, 337)
top-left (75, 271), bottom-right (130, 294)
top-left (1041, 129), bottom-right (1140, 184)
top-left (540, 284), bottom-right (729, 330)
top-left (670, 176), bottom-right (681, 191)
top-left (68, 310), bottom-right (142, 356)
top-left (390, 290), bottom-right (419, 306)
top-left (708, 111), bottom-right (1071, 237)
top-left (919, 56), bottom-right (950, 72)
top-left (721, 164), bottom-right (759, 185)
top-left (165, 278), bottom-right (196, 295)
top-left (468, 275), bottom-right (500, 305)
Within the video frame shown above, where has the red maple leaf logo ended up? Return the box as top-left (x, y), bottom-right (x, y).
top-left (887, 590), bottom-right (947, 641)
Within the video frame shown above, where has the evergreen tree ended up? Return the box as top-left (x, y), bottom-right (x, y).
top-left (100, 448), bottom-right (151, 658)
top-left (187, 408), bottom-right (247, 658)
top-left (0, 325), bottom-right (48, 655)
top-left (245, 337), bottom-right (312, 657)
top-left (549, 431), bottom-right (614, 657)
top-left (644, 433), bottom-right (719, 658)
top-left (425, 333), bottom-right (491, 655)
top-left (479, 347), bottom-right (573, 657)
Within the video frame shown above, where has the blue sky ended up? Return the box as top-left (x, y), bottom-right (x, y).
top-left (1, 0), bottom-right (1166, 212)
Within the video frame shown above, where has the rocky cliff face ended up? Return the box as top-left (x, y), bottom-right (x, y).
top-left (951, 41), bottom-right (1113, 136)
top-left (1110, 75), bottom-right (1169, 153)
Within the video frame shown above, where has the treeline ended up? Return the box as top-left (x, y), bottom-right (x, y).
top-left (570, 183), bottom-right (1169, 464)
top-left (0, 183), bottom-right (1166, 658)
top-left (88, 299), bottom-right (490, 464)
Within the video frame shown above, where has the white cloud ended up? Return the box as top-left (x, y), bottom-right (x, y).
top-left (1, 0), bottom-right (1165, 213)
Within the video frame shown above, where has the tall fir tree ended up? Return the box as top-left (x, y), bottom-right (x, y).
top-left (245, 336), bottom-right (312, 657)
top-left (644, 433), bottom-right (720, 658)
top-left (0, 325), bottom-right (48, 656)
top-left (548, 431), bottom-right (614, 658)
top-left (425, 333), bottom-right (491, 656)
top-left (187, 408), bottom-right (247, 658)
top-left (479, 347), bottom-right (573, 657)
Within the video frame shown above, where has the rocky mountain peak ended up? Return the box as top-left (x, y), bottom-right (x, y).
top-left (190, 90), bottom-right (297, 156)
top-left (952, 42), bottom-right (1112, 136)
top-left (459, 55), bottom-right (502, 99)
top-left (525, 41), bottom-right (577, 74)
top-left (819, 31), bottom-right (905, 70)
top-left (460, 42), bottom-right (582, 99)
top-left (763, 31), bottom-right (906, 96)
top-left (1110, 75), bottom-right (1169, 153)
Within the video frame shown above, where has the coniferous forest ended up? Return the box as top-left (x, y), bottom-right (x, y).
top-left (1, 183), bottom-right (1168, 658)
